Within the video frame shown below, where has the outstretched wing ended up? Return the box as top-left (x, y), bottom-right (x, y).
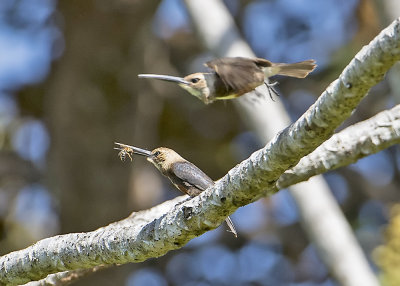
top-left (171, 161), bottom-right (214, 192)
top-left (205, 57), bottom-right (267, 96)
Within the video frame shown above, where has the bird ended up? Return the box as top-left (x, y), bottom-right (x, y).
top-left (138, 57), bottom-right (316, 104)
top-left (114, 142), bottom-right (237, 237)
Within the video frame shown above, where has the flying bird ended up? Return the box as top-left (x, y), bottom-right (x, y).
top-left (139, 57), bottom-right (316, 104)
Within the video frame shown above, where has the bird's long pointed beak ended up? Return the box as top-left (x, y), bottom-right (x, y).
top-left (138, 74), bottom-right (190, 85)
top-left (114, 142), bottom-right (152, 157)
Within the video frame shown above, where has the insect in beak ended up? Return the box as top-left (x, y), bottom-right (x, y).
top-left (114, 142), bottom-right (152, 161)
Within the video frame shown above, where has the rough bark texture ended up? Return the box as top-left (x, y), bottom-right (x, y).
top-left (278, 104), bottom-right (400, 188)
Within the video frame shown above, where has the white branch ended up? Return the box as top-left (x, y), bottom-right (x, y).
top-left (1, 17), bottom-right (399, 285)
top-left (278, 104), bottom-right (400, 188)
top-left (23, 265), bottom-right (108, 286)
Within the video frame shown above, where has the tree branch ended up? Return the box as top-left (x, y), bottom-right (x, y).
top-left (26, 99), bottom-right (400, 286)
top-left (278, 104), bottom-right (400, 188)
top-left (23, 266), bottom-right (109, 286)
top-left (20, 101), bottom-right (400, 286)
top-left (1, 17), bottom-right (399, 285)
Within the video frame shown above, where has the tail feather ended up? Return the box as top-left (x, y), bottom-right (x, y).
top-left (225, 216), bottom-right (237, 237)
top-left (274, 60), bottom-right (317, 78)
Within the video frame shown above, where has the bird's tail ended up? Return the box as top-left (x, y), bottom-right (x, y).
top-left (273, 60), bottom-right (317, 78)
top-left (225, 216), bottom-right (237, 238)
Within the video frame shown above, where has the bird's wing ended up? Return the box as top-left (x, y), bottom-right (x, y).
top-left (172, 161), bottom-right (214, 191)
top-left (252, 57), bottom-right (273, 67)
top-left (205, 57), bottom-right (266, 95)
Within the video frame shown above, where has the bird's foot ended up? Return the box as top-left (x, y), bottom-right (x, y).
top-left (264, 80), bottom-right (280, 101)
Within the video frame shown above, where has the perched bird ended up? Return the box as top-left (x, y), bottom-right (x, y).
top-left (114, 142), bottom-right (237, 237)
top-left (139, 57), bottom-right (316, 104)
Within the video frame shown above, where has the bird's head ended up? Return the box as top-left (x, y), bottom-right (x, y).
top-left (138, 73), bottom-right (213, 104)
top-left (147, 147), bottom-right (184, 172)
top-left (179, 73), bottom-right (211, 103)
top-left (114, 143), bottom-right (183, 173)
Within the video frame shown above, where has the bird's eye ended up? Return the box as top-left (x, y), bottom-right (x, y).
top-left (191, 78), bottom-right (200, 83)
top-left (154, 151), bottom-right (161, 156)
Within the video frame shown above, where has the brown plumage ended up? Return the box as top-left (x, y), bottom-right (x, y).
top-left (203, 57), bottom-right (316, 99)
top-left (114, 143), bottom-right (237, 237)
top-left (138, 57), bottom-right (316, 104)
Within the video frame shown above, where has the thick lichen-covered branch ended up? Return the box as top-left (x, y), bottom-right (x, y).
top-left (1, 197), bottom-right (187, 285)
top-left (25, 106), bottom-right (400, 286)
top-left (25, 100), bottom-right (400, 286)
top-left (1, 18), bottom-right (400, 286)
top-left (20, 100), bottom-right (400, 286)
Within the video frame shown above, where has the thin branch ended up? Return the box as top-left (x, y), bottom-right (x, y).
top-left (278, 104), bottom-right (400, 188)
top-left (23, 266), bottom-right (109, 286)
top-left (1, 17), bottom-right (399, 286)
